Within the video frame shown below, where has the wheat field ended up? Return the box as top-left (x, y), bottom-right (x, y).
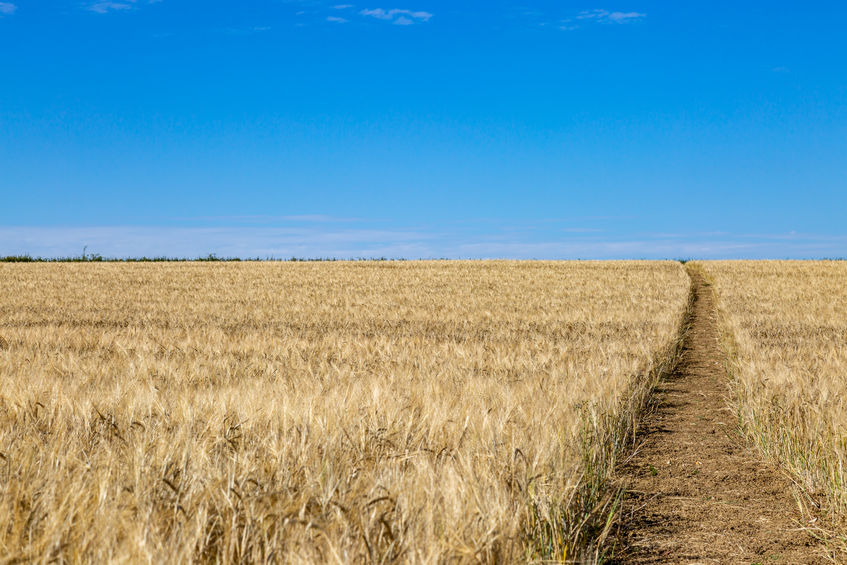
top-left (699, 261), bottom-right (847, 517)
top-left (0, 261), bottom-right (689, 563)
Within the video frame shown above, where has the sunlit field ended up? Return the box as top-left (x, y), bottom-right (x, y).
top-left (0, 261), bottom-right (689, 562)
top-left (700, 261), bottom-right (847, 516)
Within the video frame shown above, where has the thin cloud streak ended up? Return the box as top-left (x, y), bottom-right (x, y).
top-left (88, 1), bottom-right (134, 13)
top-left (359, 8), bottom-right (433, 24)
top-left (558, 8), bottom-right (646, 30)
top-left (2, 227), bottom-right (845, 260)
top-left (286, 2), bottom-right (432, 27)
top-left (0, 226), bottom-right (436, 259)
top-left (0, 2), bottom-right (17, 15)
top-left (575, 9), bottom-right (645, 23)
top-left (170, 214), bottom-right (361, 224)
top-left (87, 0), bottom-right (161, 14)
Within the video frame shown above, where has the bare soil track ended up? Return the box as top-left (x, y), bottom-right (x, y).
top-left (612, 266), bottom-right (829, 564)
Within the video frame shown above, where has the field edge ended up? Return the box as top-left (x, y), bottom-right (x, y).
top-left (690, 261), bottom-right (847, 557)
top-left (558, 263), bottom-right (696, 563)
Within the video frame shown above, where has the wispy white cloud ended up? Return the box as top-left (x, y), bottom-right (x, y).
top-left (88, 2), bottom-right (133, 13)
top-left (558, 8), bottom-right (645, 30)
top-left (575, 9), bottom-right (645, 23)
top-left (87, 0), bottom-right (160, 14)
top-left (170, 214), bottom-right (361, 224)
top-left (0, 226), bottom-right (437, 259)
top-left (606, 11), bottom-right (645, 23)
top-left (359, 8), bottom-right (432, 24)
top-left (286, 2), bottom-right (431, 27)
top-left (0, 2), bottom-right (17, 15)
top-left (2, 226), bottom-right (845, 260)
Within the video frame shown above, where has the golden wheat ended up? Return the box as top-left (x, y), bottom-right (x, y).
top-left (698, 260), bottom-right (847, 517)
top-left (0, 261), bottom-right (688, 563)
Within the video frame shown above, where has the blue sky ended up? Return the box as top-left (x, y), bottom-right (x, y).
top-left (1, 1), bottom-right (845, 258)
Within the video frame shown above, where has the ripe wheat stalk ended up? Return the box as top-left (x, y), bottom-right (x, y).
top-left (698, 260), bottom-right (847, 547)
top-left (0, 261), bottom-right (689, 562)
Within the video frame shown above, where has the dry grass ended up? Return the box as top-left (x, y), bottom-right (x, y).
top-left (697, 261), bottom-right (847, 521)
top-left (0, 261), bottom-right (689, 563)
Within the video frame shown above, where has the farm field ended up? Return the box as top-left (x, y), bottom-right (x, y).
top-left (614, 265), bottom-right (838, 563)
top-left (698, 261), bottom-right (847, 518)
top-left (0, 261), bottom-right (689, 563)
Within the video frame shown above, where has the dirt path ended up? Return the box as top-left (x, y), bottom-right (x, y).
top-left (612, 266), bottom-right (828, 564)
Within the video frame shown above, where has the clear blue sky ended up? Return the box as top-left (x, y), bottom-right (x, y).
top-left (1, 1), bottom-right (845, 258)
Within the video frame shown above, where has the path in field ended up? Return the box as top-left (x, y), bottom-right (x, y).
top-left (613, 266), bottom-right (829, 564)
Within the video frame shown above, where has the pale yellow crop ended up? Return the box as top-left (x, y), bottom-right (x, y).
top-left (0, 261), bottom-right (688, 563)
top-left (700, 260), bottom-right (847, 517)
